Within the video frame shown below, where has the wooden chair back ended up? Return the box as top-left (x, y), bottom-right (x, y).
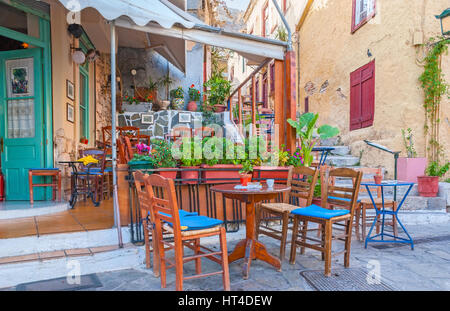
top-left (171, 126), bottom-right (192, 139)
top-left (123, 135), bottom-right (135, 163)
top-left (323, 168), bottom-right (363, 215)
top-left (78, 148), bottom-right (106, 171)
top-left (133, 171), bottom-right (152, 220)
top-left (144, 173), bottom-right (182, 241)
top-left (119, 126), bottom-right (140, 137)
top-left (194, 127), bottom-right (214, 138)
top-left (354, 167), bottom-right (382, 197)
top-left (117, 136), bottom-right (127, 164)
top-left (286, 166), bottom-right (320, 207)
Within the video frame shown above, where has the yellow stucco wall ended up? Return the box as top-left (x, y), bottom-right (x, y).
top-left (298, 0), bottom-right (449, 178)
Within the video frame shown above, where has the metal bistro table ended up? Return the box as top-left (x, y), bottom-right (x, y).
top-left (210, 183), bottom-right (290, 279)
top-left (312, 146), bottom-right (335, 168)
top-left (58, 161), bottom-right (100, 208)
top-left (361, 180), bottom-right (415, 250)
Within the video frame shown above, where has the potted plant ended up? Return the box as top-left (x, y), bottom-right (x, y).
top-left (159, 75), bottom-right (173, 110)
top-left (201, 138), bottom-right (243, 183)
top-left (170, 86), bottom-right (185, 110)
top-left (239, 160), bottom-right (253, 186)
top-left (187, 84), bottom-right (201, 111)
top-left (417, 161), bottom-right (449, 197)
top-left (152, 140), bottom-right (178, 179)
top-left (203, 73), bottom-right (231, 112)
top-left (287, 112), bottom-right (339, 167)
top-left (176, 137), bottom-right (202, 184)
top-left (397, 128), bottom-right (427, 183)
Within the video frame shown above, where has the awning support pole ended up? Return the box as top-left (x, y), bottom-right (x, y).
top-left (110, 20), bottom-right (123, 248)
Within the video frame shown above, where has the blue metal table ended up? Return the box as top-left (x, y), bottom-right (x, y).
top-left (312, 146), bottom-right (335, 168)
top-left (361, 181), bottom-right (415, 250)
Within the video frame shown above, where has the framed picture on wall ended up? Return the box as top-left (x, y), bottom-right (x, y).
top-left (141, 113), bottom-right (154, 124)
top-left (67, 103), bottom-right (74, 123)
top-left (179, 112), bottom-right (191, 123)
top-left (66, 79), bottom-right (74, 100)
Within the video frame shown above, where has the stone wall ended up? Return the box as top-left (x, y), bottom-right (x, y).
top-left (297, 0), bottom-right (450, 178)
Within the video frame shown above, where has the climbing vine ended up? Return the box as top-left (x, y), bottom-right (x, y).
top-left (418, 37), bottom-right (450, 163)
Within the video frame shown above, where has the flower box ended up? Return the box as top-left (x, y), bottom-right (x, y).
top-left (128, 160), bottom-right (154, 171)
top-left (252, 166), bottom-right (290, 182)
top-left (180, 166), bottom-right (200, 184)
top-left (201, 164), bottom-right (242, 184)
top-left (158, 169), bottom-right (178, 180)
top-left (397, 157), bottom-right (427, 183)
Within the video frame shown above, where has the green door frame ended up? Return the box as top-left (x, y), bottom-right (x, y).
top-left (79, 41), bottom-right (90, 141)
top-left (0, 2), bottom-right (53, 170)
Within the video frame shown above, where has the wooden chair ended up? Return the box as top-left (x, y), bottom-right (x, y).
top-left (28, 168), bottom-right (62, 204)
top-left (255, 166), bottom-right (319, 260)
top-left (166, 126), bottom-right (192, 142)
top-left (78, 148), bottom-right (107, 203)
top-left (194, 127), bottom-right (214, 138)
top-left (122, 136), bottom-right (135, 163)
top-left (289, 168), bottom-right (362, 276)
top-left (354, 168), bottom-right (398, 242)
top-left (145, 173), bottom-right (230, 291)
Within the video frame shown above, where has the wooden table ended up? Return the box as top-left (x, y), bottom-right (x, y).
top-left (210, 183), bottom-right (290, 279)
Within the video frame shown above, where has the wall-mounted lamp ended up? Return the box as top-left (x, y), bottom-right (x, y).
top-left (67, 23), bottom-right (83, 38)
top-left (70, 46), bottom-right (85, 64)
top-left (436, 8), bottom-right (450, 37)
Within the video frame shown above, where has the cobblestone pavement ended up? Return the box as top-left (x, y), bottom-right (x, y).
top-left (88, 222), bottom-right (450, 291)
top-left (3, 222), bottom-right (450, 291)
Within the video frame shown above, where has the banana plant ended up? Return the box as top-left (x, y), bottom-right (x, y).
top-left (287, 113), bottom-right (339, 167)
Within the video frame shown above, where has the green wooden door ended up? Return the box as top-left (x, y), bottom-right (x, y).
top-left (0, 48), bottom-right (44, 200)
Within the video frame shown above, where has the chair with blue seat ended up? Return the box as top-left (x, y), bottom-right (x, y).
top-left (289, 168), bottom-right (363, 276)
top-left (255, 166), bottom-right (319, 260)
top-left (140, 172), bottom-right (230, 291)
top-left (133, 170), bottom-right (198, 276)
top-left (77, 148), bottom-right (107, 203)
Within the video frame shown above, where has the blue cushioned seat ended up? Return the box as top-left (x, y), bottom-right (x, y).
top-left (156, 210), bottom-right (198, 218)
top-left (161, 214), bottom-right (223, 231)
top-left (291, 204), bottom-right (350, 220)
top-left (73, 171), bottom-right (104, 176)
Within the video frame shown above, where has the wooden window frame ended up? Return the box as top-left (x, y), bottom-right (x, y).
top-left (351, 0), bottom-right (376, 34)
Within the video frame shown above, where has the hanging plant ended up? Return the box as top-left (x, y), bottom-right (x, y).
top-left (418, 37), bottom-right (450, 164)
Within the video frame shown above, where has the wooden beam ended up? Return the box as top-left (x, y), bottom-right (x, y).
top-left (274, 59), bottom-right (284, 148)
top-left (252, 76), bottom-right (257, 134)
top-left (285, 50), bottom-right (297, 153)
top-left (238, 88), bottom-right (242, 129)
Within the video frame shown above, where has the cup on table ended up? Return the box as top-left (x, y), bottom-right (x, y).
top-left (266, 179), bottom-right (275, 188)
top-left (373, 175), bottom-right (382, 185)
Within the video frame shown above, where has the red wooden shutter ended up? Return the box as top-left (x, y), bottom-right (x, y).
top-left (350, 60), bottom-right (375, 131)
top-left (305, 97), bottom-right (309, 113)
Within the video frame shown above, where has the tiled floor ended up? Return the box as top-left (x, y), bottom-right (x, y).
top-left (0, 199), bottom-right (114, 239)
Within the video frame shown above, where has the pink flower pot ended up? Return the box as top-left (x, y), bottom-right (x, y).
top-left (397, 157), bottom-right (427, 183)
top-left (417, 176), bottom-right (439, 197)
top-left (187, 101), bottom-right (198, 111)
top-left (180, 166), bottom-right (200, 184)
top-left (201, 164), bottom-right (242, 184)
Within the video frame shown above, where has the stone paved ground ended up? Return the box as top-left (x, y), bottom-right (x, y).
top-left (2, 222), bottom-right (449, 291)
top-left (88, 222), bottom-right (450, 291)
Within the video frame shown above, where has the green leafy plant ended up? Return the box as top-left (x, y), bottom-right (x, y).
top-left (419, 37), bottom-right (450, 163)
top-left (148, 77), bottom-right (160, 92)
top-left (275, 26), bottom-right (288, 42)
top-left (151, 140), bottom-right (177, 168)
top-left (188, 84), bottom-right (202, 102)
top-left (203, 73), bottom-right (232, 111)
top-left (239, 159), bottom-right (254, 175)
top-left (401, 128), bottom-right (417, 158)
top-left (287, 113), bottom-right (340, 167)
top-left (170, 86), bottom-right (184, 99)
top-left (175, 137), bottom-right (202, 167)
top-left (159, 75), bottom-right (174, 100)
top-left (425, 161), bottom-right (449, 177)
top-left (123, 94), bottom-right (139, 104)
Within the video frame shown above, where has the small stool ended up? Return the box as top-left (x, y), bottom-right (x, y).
top-left (28, 168), bottom-right (62, 204)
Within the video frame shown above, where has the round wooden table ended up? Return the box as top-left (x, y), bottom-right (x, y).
top-left (210, 183), bottom-right (291, 279)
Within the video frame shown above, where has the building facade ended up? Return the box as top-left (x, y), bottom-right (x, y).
top-left (297, 0), bottom-right (449, 177)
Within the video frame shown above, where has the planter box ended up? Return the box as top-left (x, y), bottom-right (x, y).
top-left (417, 176), bottom-right (439, 197)
top-left (397, 157), bottom-right (427, 183)
top-left (158, 169), bottom-right (178, 180)
top-left (128, 160), bottom-right (154, 171)
top-left (252, 166), bottom-right (290, 181)
top-left (121, 102), bottom-right (153, 112)
top-left (180, 166), bottom-right (200, 184)
top-left (201, 164), bottom-right (242, 184)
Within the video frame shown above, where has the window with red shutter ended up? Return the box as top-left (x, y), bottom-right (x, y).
top-left (350, 60), bottom-right (375, 131)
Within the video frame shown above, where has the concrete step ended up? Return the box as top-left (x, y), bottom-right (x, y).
top-left (319, 137), bottom-right (339, 146)
top-left (319, 145), bottom-right (350, 156)
top-left (325, 155), bottom-right (360, 167)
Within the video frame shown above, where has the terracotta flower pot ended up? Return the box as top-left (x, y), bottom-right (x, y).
top-left (213, 104), bottom-right (227, 112)
top-left (187, 101), bottom-right (198, 111)
top-left (417, 176), bottom-right (439, 197)
top-left (158, 169), bottom-right (178, 180)
top-left (239, 174), bottom-right (252, 186)
top-left (201, 164), bottom-right (242, 184)
top-left (180, 166), bottom-right (200, 184)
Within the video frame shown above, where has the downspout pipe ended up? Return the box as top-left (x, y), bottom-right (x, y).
top-left (271, 0), bottom-right (292, 51)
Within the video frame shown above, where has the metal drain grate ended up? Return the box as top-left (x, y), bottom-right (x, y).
top-left (16, 274), bottom-right (102, 291)
top-left (300, 268), bottom-right (395, 291)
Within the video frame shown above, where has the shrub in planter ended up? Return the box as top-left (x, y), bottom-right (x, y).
top-left (174, 137), bottom-right (202, 184)
top-left (151, 140), bottom-right (178, 179)
top-left (239, 160), bottom-right (253, 186)
top-left (417, 161), bottom-right (449, 197)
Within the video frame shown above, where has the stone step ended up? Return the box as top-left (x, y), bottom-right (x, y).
top-left (319, 137), bottom-right (339, 146)
top-left (319, 145), bottom-right (350, 156)
top-left (325, 155), bottom-right (360, 167)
